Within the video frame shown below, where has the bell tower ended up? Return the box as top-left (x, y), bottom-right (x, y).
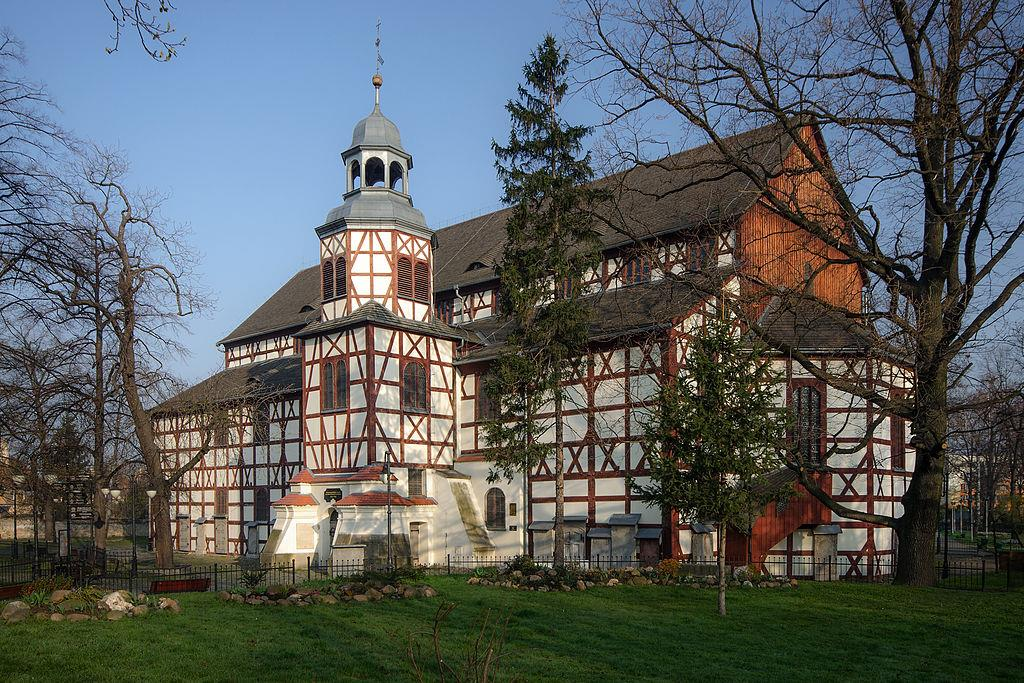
top-left (316, 75), bottom-right (434, 323)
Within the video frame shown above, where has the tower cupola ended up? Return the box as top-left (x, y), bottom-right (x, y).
top-left (316, 75), bottom-right (434, 324)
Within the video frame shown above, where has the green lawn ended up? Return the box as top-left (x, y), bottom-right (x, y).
top-left (1, 578), bottom-right (1021, 682)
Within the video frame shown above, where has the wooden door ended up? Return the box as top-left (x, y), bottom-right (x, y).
top-left (410, 522), bottom-right (422, 565)
top-left (639, 538), bottom-right (660, 566)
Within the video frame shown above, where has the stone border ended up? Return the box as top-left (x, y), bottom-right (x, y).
top-left (219, 581), bottom-right (438, 606)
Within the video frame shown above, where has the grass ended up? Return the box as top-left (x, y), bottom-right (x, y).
top-left (1, 578), bottom-right (1022, 682)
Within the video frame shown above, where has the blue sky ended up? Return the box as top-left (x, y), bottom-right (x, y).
top-left (7, 1), bottom-right (597, 382)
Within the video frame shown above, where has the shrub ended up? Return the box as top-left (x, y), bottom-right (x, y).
top-left (240, 568), bottom-right (270, 591)
top-left (23, 590), bottom-right (51, 608)
top-left (472, 567), bottom-right (499, 579)
top-left (20, 575), bottom-right (73, 596)
top-left (656, 559), bottom-right (681, 578)
top-left (503, 555), bottom-right (537, 574)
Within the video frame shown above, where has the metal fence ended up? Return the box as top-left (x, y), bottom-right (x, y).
top-left (1, 551), bottom-right (1020, 595)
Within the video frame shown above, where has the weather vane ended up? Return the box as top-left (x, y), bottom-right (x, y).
top-left (375, 18), bottom-right (384, 75)
top-left (373, 18), bottom-right (384, 107)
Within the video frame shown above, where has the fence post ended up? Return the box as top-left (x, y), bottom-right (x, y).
top-left (447, 553), bottom-right (451, 575)
top-left (306, 555), bottom-right (310, 583)
top-left (291, 558), bottom-right (296, 585)
top-left (981, 558), bottom-right (986, 591)
top-left (213, 564), bottom-right (219, 592)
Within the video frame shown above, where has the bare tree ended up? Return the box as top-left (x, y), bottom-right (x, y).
top-left (53, 149), bottom-right (208, 567)
top-left (573, 0), bottom-right (1024, 584)
top-left (102, 0), bottom-right (186, 61)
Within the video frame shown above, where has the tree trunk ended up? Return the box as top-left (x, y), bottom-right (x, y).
top-left (553, 390), bottom-right (566, 567)
top-left (150, 479), bottom-right (174, 567)
top-left (91, 258), bottom-right (107, 551)
top-left (717, 523), bottom-right (727, 617)
top-left (43, 497), bottom-right (55, 542)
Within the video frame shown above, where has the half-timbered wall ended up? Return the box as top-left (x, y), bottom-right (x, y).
top-left (155, 396), bottom-right (303, 555)
top-left (323, 228), bottom-right (433, 322)
top-left (302, 325), bottom-right (457, 471)
top-left (224, 334), bottom-right (299, 368)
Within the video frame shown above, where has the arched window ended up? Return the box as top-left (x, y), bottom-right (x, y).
top-left (485, 488), bottom-right (506, 530)
top-left (255, 487), bottom-right (270, 522)
top-left (402, 362), bottom-right (428, 412)
top-left (335, 257), bottom-right (347, 298)
top-left (322, 362), bottom-right (335, 410)
top-left (336, 360), bottom-right (348, 409)
top-left (389, 161), bottom-right (404, 192)
top-left (414, 260), bottom-right (430, 303)
top-left (322, 260), bottom-right (334, 299)
top-left (365, 157), bottom-right (385, 187)
top-left (350, 160), bottom-right (361, 190)
top-left (396, 256), bottom-right (414, 298)
top-left (793, 384), bottom-right (823, 463)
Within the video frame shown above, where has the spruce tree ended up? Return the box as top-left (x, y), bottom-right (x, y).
top-left (633, 318), bottom-right (789, 616)
top-left (483, 35), bottom-right (603, 565)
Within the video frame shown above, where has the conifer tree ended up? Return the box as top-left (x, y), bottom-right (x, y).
top-left (633, 318), bottom-right (788, 616)
top-left (484, 35), bottom-right (603, 565)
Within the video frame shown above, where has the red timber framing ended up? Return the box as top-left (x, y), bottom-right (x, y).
top-left (341, 228), bottom-right (433, 322)
top-left (154, 395), bottom-right (304, 555)
top-left (301, 322), bottom-right (458, 473)
top-left (224, 333), bottom-right (301, 368)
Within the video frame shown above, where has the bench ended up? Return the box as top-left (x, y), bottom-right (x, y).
top-left (149, 578), bottom-right (211, 594)
top-left (0, 583), bottom-right (31, 600)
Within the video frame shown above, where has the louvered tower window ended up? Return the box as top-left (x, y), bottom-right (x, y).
top-left (335, 257), bottom-right (347, 298)
top-left (402, 362), bottom-right (428, 412)
top-left (414, 261), bottom-right (430, 303)
top-left (397, 257), bottom-right (414, 298)
top-left (322, 260), bottom-right (335, 299)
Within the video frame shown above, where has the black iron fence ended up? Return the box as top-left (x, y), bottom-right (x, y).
top-left (1, 551), bottom-right (1020, 595)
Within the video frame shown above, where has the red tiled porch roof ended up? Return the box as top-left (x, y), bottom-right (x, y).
top-left (333, 491), bottom-right (437, 507)
top-left (272, 493), bottom-right (319, 507)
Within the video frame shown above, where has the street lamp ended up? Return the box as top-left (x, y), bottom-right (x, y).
top-left (146, 488), bottom-right (156, 553)
top-left (11, 474), bottom-right (25, 558)
top-left (379, 451), bottom-right (394, 572)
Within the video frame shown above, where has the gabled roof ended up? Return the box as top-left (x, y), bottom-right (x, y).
top-left (151, 356), bottom-right (301, 414)
top-left (753, 296), bottom-right (879, 353)
top-left (219, 266), bottom-right (322, 346)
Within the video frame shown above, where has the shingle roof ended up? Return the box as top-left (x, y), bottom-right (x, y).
top-left (151, 355), bottom-right (301, 414)
top-left (218, 266), bottom-right (322, 346)
top-left (457, 272), bottom-right (723, 362)
top-left (753, 296), bottom-right (880, 353)
top-left (433, 123), bottom-right (790, 292)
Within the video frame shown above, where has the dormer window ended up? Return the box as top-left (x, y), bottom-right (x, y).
top-left (466, 261), bottom-right (487, 272)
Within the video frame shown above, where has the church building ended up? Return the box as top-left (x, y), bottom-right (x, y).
top-left (153, 76), bottom-right (913, 578)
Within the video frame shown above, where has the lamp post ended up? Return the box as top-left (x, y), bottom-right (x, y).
top-left (942, 447), bottom-right (950, 579)
top-left (379, 450), bottom-right (394, 572)
top-left (145, 488), bottom-right (156, 555)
